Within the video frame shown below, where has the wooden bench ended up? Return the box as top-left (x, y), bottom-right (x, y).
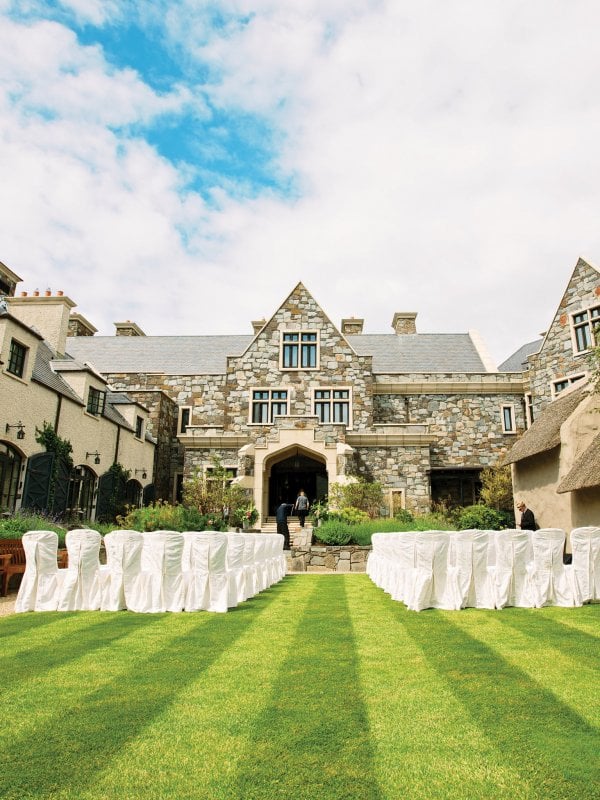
top-left (0, 539), bottom-right (26, 596)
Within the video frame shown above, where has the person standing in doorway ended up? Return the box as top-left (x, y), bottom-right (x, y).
top-left (276, 501), bottom-right (293, 549)
top-left (516, 500), bottom-right (537, 531)
top-left (294, 490), bottom-right (310, 528)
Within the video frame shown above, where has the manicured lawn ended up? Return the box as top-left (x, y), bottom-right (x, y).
top-left (1, 576), bottom-right (598, 799)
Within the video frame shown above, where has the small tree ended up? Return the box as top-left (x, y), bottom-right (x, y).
top-left (479, 465), bottom-right (514, 511)
top-left (329, 478), bottom-right (384, 519)
top-left (183, 456), bottom-right (247, 523)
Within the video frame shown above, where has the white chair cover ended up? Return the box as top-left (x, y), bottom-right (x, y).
top-left (407, 531), bottom-right (452, 611)
top-left (241, 534), bottom-right (258, 600)
top-left (135, 531), bottom-right (184, 613)
top-left (253, 535), bottom-right (269, 593)
top-left (273, 533), bottom-right (286, 581)
top-left (182, 531), bottom-right (211, 612)
top-left (101, 530), bottom-right (144, 611)
top-left (493, 530), bottom-right (535, 609)
top-left (226, 533), bottom-right (246, 608)
top-left (530, 528), bottom-right (574, 607)
top-left (366, 533), bottom-right (382, 583)
top-left (205, 532), bottom-right (229, 612)
top-left (570, 527), bottom-right (600, 604)
top-left (389, 533), bottom-right (418, 603)
top-left (57, 529), bottom-right (102, 611)
top-left (447, 530), bottom-right (495, 610)
top-left (15, 531), bottom-right (61, 613)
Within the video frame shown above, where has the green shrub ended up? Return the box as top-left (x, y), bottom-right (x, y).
top-left (455, 504), bottom-right (508, 531)
top-left (393, 508), bottom-right (414, 524)
top-left (0, 512), bottom-right (67, 546)
top-left (315, 521), bottom-right (352, 545)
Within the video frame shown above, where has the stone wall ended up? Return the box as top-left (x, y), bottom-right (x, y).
top-left (289, 545), bottom-right (370, 573)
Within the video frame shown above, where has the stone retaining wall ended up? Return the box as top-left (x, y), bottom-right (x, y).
top-left (288, 545), bottom-right (371, 573)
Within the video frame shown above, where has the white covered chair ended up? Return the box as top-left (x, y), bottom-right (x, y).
top-left (182, 531), bottom-right (211, 612)
top-left (407, 531), bottom-right (452, 612)
top-left (57, 529), bottom-right (102, 611)
top-left (101, 530), bottom-right (144, 611)
top-left (366, 533), bottom-right (382, 584)
top-left (226, 533), bottom-right (246, 608)
top-left (389, 532), bottom-right (418, 604)
top-left (273, 533), bottom-right (286, 582)
top-left (241, 534), bottom-right (258, 600)
top-left (15, 531), bottom-right (61, 613)
top-left (253, 534), bottom-right (269, 593)
top-left (447, 530), bottom-right (495, 610)
top-left (492, 530), bottom-right (535, 609)
top-left (570, 527), bottom-right (600, 605)
top-left (135, 531), bottom-right (185, 613)
top-left (529, 528), bottom-right (574, 607)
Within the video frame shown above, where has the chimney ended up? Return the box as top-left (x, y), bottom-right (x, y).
top-left (115, 320), bottom-right (146, 337)
top-left (252, 318), bottom-right (266, 334)
top-left (7, 291), bottom-right (76, 354)
top-left (392, 312), bottom-right (417, 335)
top-left (68, 312), bottom-right (98, 338)
top-left (341, 317), bottom-right (364, 335)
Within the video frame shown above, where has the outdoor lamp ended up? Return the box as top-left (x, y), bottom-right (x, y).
top-left (86, 451), bottom-right (101, 465)
top-left (135, 468), bottom-right (148, 479)
top-left (5, 421), bottom-right (25, 440)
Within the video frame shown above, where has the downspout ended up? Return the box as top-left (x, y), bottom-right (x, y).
top-left (114, 426), bottom-right (121, 464)
top-left (54, 394), bottom-right (62, 432)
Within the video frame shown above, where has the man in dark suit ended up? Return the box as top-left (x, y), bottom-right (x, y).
top-left (276, 501), bottom-right (294, 549)
top-left (516, 500), bottom-right (537, 531)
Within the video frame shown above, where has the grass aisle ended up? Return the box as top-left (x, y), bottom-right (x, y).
top-left (0, 575), bottom-right (598, 799)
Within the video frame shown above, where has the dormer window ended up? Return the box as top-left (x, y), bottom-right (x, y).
top-left (87, 386), bottom-right (105, 416)
top-left (135, 415), bottom-right (144, 439)
top-left (571, 305), bottom-right (600, 353)
top-left (281, 331), bottom-right (318, 370)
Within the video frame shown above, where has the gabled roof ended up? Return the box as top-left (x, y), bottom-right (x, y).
top-left (32, 342), bottom-right (84, 405)
top-left (557, 432), bottom-right (600, 492)
top-left (502, 384), bottom-right (588, 465)
top-left (498, 339), bottom-right (543, 372)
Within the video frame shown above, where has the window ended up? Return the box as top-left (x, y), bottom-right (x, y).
top-left (552, 373), bottom-right (586, 397)
top-left (501, 404), bottom-right (516, 434)
top-left (314, 388), bottom-right (350, 425)
top-left (251, 389), bottom-right (288, 423)
top-left (571, 305), bottom-right (600, 353)
top-left (281, 331), bottom-right (318, 369)
top-left (86, 386), bottom-right (105, 416)
top-left (135, 415), bottom-right (144, 439)
top-left (524, 393), bottom-right (534, 429)
top-left (7, 339), bottom-right (27, 378)
top-left (179, 406), bottom-right (191, 434)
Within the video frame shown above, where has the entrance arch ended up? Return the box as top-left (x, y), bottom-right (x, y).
top-left (267, 448), bottom-right (328, 515)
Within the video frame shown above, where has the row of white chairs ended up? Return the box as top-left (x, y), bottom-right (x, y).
top-left (15, 529), bottom-right (286, 614)
top-left (367, 527), bottom-right (600, 611)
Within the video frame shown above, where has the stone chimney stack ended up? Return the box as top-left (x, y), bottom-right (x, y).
top-left (252, 319), bottom-right (266, 334)
top-left (8, 291), bottom-right (76, 354)
top-left (392, 312), bottom-right (417, 335)
top-left (341, 317), bottom-right (364, 335)
top-left (68, 312), bottom-right (97, 338)
top-left (115, 321), bottom-right (146, 337)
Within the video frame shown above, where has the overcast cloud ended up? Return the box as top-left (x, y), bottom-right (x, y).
top-left (1, 1), bottom-right (600, 366)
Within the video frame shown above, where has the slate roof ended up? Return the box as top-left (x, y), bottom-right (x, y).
top-left (32, 342), bottom-right (84, 405)
top-left (346, 334), bottom-right (488, 372)
top-left (498, 339), bottom-right (543, 372)
top-left (66, 335), bottom-right (253, 374)
top-left (502, 384), bottom-right (587, 465)
top-left (66, 332), bottom-right (489, 375)
top-left (557, 432), bottom-right (600, 493)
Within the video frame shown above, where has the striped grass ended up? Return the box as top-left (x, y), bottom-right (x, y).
top-left (0, 576), bottom-right (598, 799)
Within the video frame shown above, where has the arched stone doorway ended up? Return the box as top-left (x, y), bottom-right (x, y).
top-left (267, 448), bottom-right (328, 515)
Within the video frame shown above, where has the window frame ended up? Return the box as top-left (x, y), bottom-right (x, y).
top-left (178, 406), bottom-right (192, 434)
top-left (501, 403), bottom-right (516, 434)
top-left (279, 330), bottom-right (320, 370)
top-left (570, 304), bottom-right (600, 354)
top-left (524, 392), bottom-right (534, 429)
top-left (250, 388), bottom-right (289, 424)
top-left (551, 372), bottom-right (587, 398)
top-left (86, 386), bottom-right (106, 417)
top-left (6, 338), bottom-right (27, 378)
top-left (135, 415), bottom-right (144, 440)
top-left (312, 387), bottom-right (352, 428)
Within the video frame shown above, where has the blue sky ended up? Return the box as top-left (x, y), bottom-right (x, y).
top-left (2, 1), bottom-right (600, 364)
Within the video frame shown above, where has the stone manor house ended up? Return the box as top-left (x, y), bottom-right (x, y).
top-left (1, 257), bottom-right (598, 524)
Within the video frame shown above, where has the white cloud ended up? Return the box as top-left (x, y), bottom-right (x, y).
top-left (2, 3), bottom-right (600, 366)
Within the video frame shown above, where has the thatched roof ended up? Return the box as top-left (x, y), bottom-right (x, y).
top-left (557, 432), bottom-right (600, 493)
top-left (502, 385), bottom-right (588, 465)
